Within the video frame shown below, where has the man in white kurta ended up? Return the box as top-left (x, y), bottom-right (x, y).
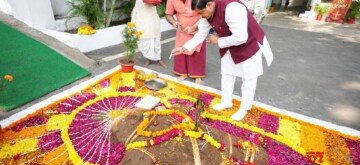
top-left (172, 0), bottom-right (273, 120)
top-left (132, 0), bottom-right (167, 67)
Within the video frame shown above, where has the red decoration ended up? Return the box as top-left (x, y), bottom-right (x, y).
top-left (327, 0), bottom-right (352, 23)
top-left (347, 18), bottom-right (356, 24)
top-left (143, 0), bottom-right (162, 6)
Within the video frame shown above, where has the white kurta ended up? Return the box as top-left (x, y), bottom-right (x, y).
top-left (131, 0), bottom-right (161, 39)
top-left (183, 2), bottom-right (274, 120)
top-left (132, 0), bottom-right (162, 60)
top-left (183, 2), bottom-right (273, 79)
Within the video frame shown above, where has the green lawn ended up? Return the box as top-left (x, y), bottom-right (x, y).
top-left (0, 21), bottom-right (89, 111)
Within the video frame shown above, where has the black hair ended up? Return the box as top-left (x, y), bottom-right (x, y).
top-left (191, 0), bottom-right (214, 10)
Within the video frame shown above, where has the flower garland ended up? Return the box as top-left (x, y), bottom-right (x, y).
top-left (170, 112), bottom-right (185, 123)
top-left (184, 130), bottom-right (225, 150)
top-left (136, 110), bottom-right (195, 137)
top-left (129, 109), bottom-right (225, 151)
top-left (127, 129), bottom-right (225, 151)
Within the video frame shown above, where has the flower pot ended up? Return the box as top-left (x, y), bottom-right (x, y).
top-left (347, 18), bottom-right (356, 24)
top-left (119, 59), bottom-right (135, 73)
top-left (325, 17), bottom-right (332, 22)
top-left (316, 14), bottom-right (323, 21)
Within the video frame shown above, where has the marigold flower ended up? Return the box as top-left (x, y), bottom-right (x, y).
top-left (135, 31), bottom-right (142, 38)
top-left (4, 75), bottom-right (13, 82)
top-left (127, 22), bottom-right (136, 29)
top-left (258, 136), bottom-right (264, 142)
top-left (77, 25), bottom-right (96, 35)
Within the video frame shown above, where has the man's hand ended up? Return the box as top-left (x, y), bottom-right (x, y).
top-left (206, 34), bottom-right (218, 45)
top-left (183, 26), bottom-right (195, 34)
top-left (171, 47), bottom-right (187, 56)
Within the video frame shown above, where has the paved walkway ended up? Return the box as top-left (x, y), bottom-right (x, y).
top-left (1, 11), bottom-right (359, 131)
top-left (262, 12), bottom-right (360, 42)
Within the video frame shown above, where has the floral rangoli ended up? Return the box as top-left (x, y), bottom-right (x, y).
top-left (0, 67), bottom-right (359, 165)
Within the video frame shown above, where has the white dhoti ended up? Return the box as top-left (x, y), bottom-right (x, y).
top-left (132, 0), bottom-right (162, 61)
top-left (215, 37), bottom-right (273, 120)
top-left (138, 37), bottom-right (161, 61)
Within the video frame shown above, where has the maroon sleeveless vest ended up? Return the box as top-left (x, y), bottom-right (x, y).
top-left (207, 0), bottom-right (265, 64)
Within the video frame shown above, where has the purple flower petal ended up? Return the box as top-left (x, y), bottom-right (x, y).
top-left (12, 116), bottom-right (48, 132)
top-left (258, 114), bottom-right (279, 134)
top-left (38, 131), bottom-right (63, 152)
top-left (346, 139), bottom-right (360, 164)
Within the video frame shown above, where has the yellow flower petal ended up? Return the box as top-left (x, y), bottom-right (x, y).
top-left (46, 114), bottom-right (70, 131)
top-left (0, 138), bottom-right (39, 159)
top-left (4, 75), bottom-right (13, 82)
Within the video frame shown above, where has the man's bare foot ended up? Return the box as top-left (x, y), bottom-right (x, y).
top-left (158, 60), bottom-right (168, 68)
top-left (144, 60), bottom-right (151, 67)
top-left (177, 75), bottom-right (187, 81)
top-left (195, 78), bottom-right (202, 84)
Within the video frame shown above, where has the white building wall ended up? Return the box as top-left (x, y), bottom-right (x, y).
top-left (50, 0), bottom-right (69, 17)
top-left (0, 0), bottom-right (55, 29)
top-left (0, 0), bottom-right (12, 15)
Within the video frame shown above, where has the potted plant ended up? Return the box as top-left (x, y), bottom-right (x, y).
top-left (119, 22), bottom-right (142, 72)
top-left (347, 1), bottom-right (360, 24)
top-left (315, 4), bottom-right (329, 20)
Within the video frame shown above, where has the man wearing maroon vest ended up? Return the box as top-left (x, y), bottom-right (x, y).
top-left (172, 0), bottom-right (273, 120)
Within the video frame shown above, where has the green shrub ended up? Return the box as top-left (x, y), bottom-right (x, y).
top-left (119, 1), bottom-right (135, 19)
top-left (348, 1), bottom-right (360, 19)
top-left (315, 3), bottom-right (329, 15)
top-left (157, 1), bottom-right (167, 18)
top-left (67, 0), bottom-right (105, 29)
